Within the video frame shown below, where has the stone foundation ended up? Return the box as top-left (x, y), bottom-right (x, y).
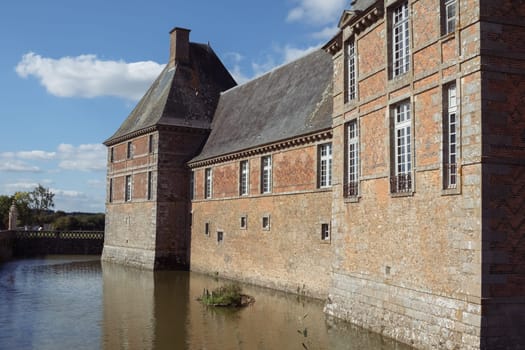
top-left (324, 272), bottom-right (483, 350)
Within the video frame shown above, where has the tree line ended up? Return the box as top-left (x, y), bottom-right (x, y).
top-left (0, 184), bottom-right (104, 231)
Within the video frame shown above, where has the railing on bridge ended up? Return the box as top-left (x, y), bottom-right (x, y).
top-left (14, 230), bottom-right (104, 240)
top-left (12, 230), bottom-right (104, 256)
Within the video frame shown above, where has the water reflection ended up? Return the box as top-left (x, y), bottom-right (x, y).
top-left (0, 257), bottom-right (413, 349)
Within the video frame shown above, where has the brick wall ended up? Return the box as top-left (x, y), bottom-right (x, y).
top-left (326, 1), bottom-right (488, 349)
top-left (191, 143), bottom-right (333, 299)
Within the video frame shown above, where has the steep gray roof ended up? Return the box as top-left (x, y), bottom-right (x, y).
top-left (104, 43), bottom-right (236, 145)
top-left (351, 0), bottom-right (377, 11)
top-left (190, 49), bottom-right (333, 163)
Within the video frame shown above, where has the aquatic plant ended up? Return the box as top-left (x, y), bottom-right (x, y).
top-left (199, 283), bottom-right (254, 307)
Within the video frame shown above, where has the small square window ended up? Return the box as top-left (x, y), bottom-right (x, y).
top-left (217, 231), bottom-right (223, 243)
top-left (205, 222), bottom-right (210, 236)
top-left (321, 223), bottom-right (330, 241)
top-left (262, 215), bottom-right (271, 231)
top-left (240, 215), bottom-right (247, 230)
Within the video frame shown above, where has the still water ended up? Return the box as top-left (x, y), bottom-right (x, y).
top-left (0, 256), bottom-right (413, 350)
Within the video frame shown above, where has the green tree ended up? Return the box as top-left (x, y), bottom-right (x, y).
top-left (29, 184), bottom-right (55, 225)
top-left (13, 192), bottom-right (32, 226)
top-left (0, 195), bottom-right (12, 229)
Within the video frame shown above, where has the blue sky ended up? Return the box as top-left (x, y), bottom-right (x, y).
top-left (0, 0), bottom-right (347, 213)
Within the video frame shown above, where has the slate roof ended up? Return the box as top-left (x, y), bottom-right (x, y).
top-left (104, 43), bottom-right (236, 145)
top-left (190, 49), bottom-right (333, 163)
top-left (351, 0), bottom-right (377, 11)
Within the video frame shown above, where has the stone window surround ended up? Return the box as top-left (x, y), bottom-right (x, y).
top-left (388, 0), bottom-right (411, 79)
top-left (239, 160), bottom-right (249, 196)
top-left (262, 215), bottom-right (271, 231)
top-left (442, 0), bottom-right (457, 36)
top-left (344, 120), bottom-right (360, 200)
top-left (318, 142), bottom-right (333, 188)
top-left (321, 222), bottom-right (331, 242)
top-left (127, 141), bottom-right (133, 159)
top-left (204, 167), bottom-right (213, 199)
top-left (125, 175), bottom-right (132, 202)
top-left (442, 80), bottom-right (462, 196)
top-left (390, 99), bottom-right (414, 195)
top-left (346, 38), bottom-right (357, 103)
top-left (261, 155), bottom-right (272, 194)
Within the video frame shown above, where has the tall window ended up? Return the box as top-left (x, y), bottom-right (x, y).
top-left (239, 160), bottom-right (249, 196)
top-left (148, 134), bottom-right (154, 154)
top-left (319, 143), bottom-right (333, 188)
top-left (391, 101), bottom-right (412, 193)
top-left (127, 141), bottom-right (133, 159)
top-left (204, 168), bottom-right (212, 199)
top-left (110, 147), bottom-right (114, 163)
top-left (444, 83), bottom-right (458, 189)
top-left (443, 0), bottom-right (457, 35)
top-left (392, 1), bottom-right (410, 77)
top-left (345, 120), bottom-right (359, 197)
top-left (147, 171), bottom-right (153, 200)
top-left (125, 175), bottom-right (132, 202)
top-left (321, 223), bottom-right (330, 241)
top-left (261, 156), bottom-right (272, 194)
top-left (346, 40), bottom-right (357, 102)
top-left (109, 178), bottom-right (113, 203)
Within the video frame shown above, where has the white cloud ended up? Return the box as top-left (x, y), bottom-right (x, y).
top-left (0, 161), bottom-right (41, 173)
top-left (282, 44), bottom-right (320, 63)
top-left (311, 26), bottom-right (339, 40)
top-left (5, 182), bottom-right (39, 191)
top-left (57, 143), bottom-right (106, 172)
top-left (224, 52), bottom-right (250, 84)
top-left (17, 150), bottom-right (56, 160)
top-left (287, 0), bottom-right (347, 25)
top-left (16, 52), bottom-right (165, 101)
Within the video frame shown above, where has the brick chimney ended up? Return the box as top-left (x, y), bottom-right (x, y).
top-left (169, 27), bottom-right (191, 67)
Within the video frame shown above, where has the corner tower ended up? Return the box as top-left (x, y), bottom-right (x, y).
top-left (103, 28), bottom-right (236, 269)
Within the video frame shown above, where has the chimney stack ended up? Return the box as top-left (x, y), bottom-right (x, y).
top-left (169, 27), bottom-right (191, 67)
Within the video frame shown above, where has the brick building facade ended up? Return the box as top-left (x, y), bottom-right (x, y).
top-left (104, 1), bottom-right (524, 349)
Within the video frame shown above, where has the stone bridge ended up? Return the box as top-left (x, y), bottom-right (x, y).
top-left (0, 230), bottom-right (104, 261)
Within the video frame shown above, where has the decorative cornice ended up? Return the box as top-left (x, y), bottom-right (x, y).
top-left (188, 129), bottom-right (333, 169)
top-left (104, 124), bottom-right (210, 147)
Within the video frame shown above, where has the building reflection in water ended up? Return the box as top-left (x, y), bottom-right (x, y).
top-left (101, 262), bottom-right (413, 350)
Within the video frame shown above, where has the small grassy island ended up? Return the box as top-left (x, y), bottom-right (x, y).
top-left (199, 283), bottom-right (255, 307)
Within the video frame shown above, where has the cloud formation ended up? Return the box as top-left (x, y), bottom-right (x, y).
top-left (16, 52), bottom-right (165, 101)
top-left (287, 0), bottom-right (347, 25)
top-left (57, 143), bottom-right (106, 172)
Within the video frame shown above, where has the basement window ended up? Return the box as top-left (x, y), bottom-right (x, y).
top-left (321, 223), bottom-right (331, 241)
top-left (262, 215), bottom-right (271, 231)
top-left (240, 215), bottom-right (247, 230)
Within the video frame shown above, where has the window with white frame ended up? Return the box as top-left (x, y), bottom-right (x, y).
top-left (261, 156), bottom-right (272, 194)
top-left (443, 0), bottom-right (457, 35)
top-left (392, 1), bottom-right (410, 77)
top-left (444, 83), bottom-right (458, 189)
top-left (204, 168), bottom-right (212, 199)
top-left (319, 143), bottom-right (333, 188)
top-left (321, 223), bottom-right (330, 241)
top-left (239, 160), bottom-right (249, 196)
top-left (346, 39), bottom-right (357, 102)
top-left (125, 175), bottom-right (132, 202)
top-left (391, 101), bottom-right (412, 193)
top-left (345, 120), bottom-right (359, 197)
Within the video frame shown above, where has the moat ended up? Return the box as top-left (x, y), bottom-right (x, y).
top-left (0, 256), bottom-right (413, 349)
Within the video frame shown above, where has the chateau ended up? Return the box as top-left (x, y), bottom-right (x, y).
top-left (103, 1), bottom-right (525, 349)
